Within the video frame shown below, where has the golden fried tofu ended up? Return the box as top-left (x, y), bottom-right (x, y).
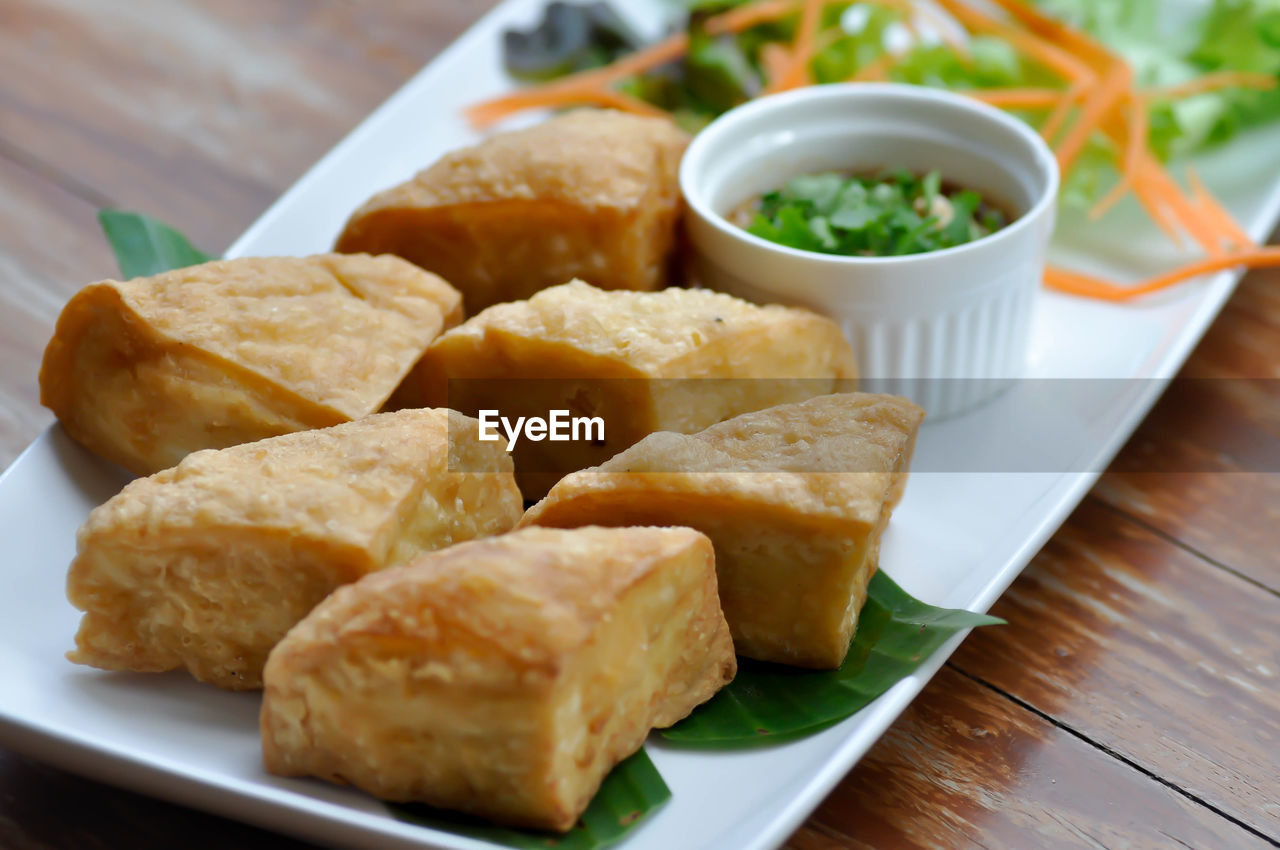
top-left (260, 525), bottom-right (735, 831)
top-left (521, 393), bottom-right (924, 668)
top-left (416, 279), bottom-right (857, 497)
top-left (66, 409), bottom-right (522, 690)
top-left (40, 254), bottom-right (462, 475)
top-left (334, 110), bottom-right (688, 312)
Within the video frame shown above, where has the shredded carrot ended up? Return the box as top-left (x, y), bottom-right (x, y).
top-left (912, 2), bottom-right (973, 61)
top-left (760, 42), bottom-right (794, 87)
top-left (849, 51), bottom-right (898, 82)
top-left (930, 0), bottom-right (1094, 85)
top-left (930, 0), bottom-right (1097, 146)
top-left (900, 12), bottom-right (922, 44)
top-left (868, 0), bottom-right (973, 60)
top-left (1092, 111), bottom-right (1189, 246)
top-left (466, 33), bottom-right (690, 128)
top-left (1088, 178), bottom-right (1130, 221)
top-left (1043, 266), bottom-right (1127, 299)
top-left (560, 33), bottom-right (690, 88)
top-left (1129, 180), bottom-right (1186, 247)
top-left (1142, 71), bottom-right (1277, 102)
top-left (1122, 94), bottom-right (1147, 192)
top-left (811, 22), bottom-right (848, 58)
top-left (1089, 93), bottom-right (1147, 219)
top-left (1053, 60), bottom-right (1130, 173)
top-left (1137, 153), bottom-right (1228, 255)
top-left (467, 88), bottom-right (669, 127)
top-left (1004, 30), bottom-right (1096, 85)
top-left (1038, 83), bottom-right (1082, 142)
top-left (1046, 248), bottom-right (1280, 301)
top-left (579, 89), bottom-right (672, 118)
top-left (703, 0), bottom-right (799, 36)
top-left (766, 0), bottom-right (824, 93)
top-left (1085, 97), bottom-right (1136, 220)
top-left (1096, 107), bottom-right (1240, 256)
top-left (984, 0), bottom-right (1113, 66)
top-left (1187, 166), bottom-right (1256, 250)
top-left (956, 2), bottom-right (1257, 281)
top-left (968, 88), bottom-right (1063, 108)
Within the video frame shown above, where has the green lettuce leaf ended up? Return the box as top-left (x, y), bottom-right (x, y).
top-left (893, 35), bottom-right (1046, 89)
top-left (1185, 0), bottom-right (1280, 150)
top-left (1033, 0), bottom-right (1280, 161)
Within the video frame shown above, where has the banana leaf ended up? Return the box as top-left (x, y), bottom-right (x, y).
top-left (387, 749), bottom-right (670, 849)
top-left (661, 570), bottom-right (1004, 745)
top-left (98, 209), bottom-right (214, 278)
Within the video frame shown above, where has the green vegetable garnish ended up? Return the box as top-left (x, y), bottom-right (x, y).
top-left (662, 569), bottom-right (1005, 745)
top-left (741, 168), bottom-right (1008, 257)
top-left (499, 1), bottom-right (1280, 212)
top-left (98, 209), bottom-right (214, 279)
top-left (388, 749), bottom-right (670, 849)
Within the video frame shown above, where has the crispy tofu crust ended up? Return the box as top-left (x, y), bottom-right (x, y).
top-left (334, 110), bottom-right (689, 312)
top-left (66, 409), bottom-right (522, 690)
top-left (417, 279), bottom-right (858, 497)
top-left (521, 393), bottom-right (925, 668)
top-left (39, 253), bottom-right (463, 475)
top-left (260, 526), bottom-right (735, 831)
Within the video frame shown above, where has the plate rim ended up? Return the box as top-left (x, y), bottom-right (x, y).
top-left (4, 0), bottom-right (1280, 847)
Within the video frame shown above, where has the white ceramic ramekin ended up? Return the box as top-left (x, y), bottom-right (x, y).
top-left (680, 83), bottom-right (1058, 419)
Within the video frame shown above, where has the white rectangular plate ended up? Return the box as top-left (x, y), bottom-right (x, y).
top-left (3, 2), bottom-right (1279, 849)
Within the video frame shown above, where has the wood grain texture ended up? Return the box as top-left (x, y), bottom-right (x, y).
top-left (0, 0), bottom-right (499, 463)
top-left (950, 499), bottom-right (1280, 840)
top-left (0, 1), bottom-right (1277, 849)
top-left (0, 750), bottom-right (316, 850)
top-left (782, 668), bottom-right (1272, 850)
top-left (0, 154), bottom-right (113, 463)
top-left (1093, 264), bottom-right (1280, 592)
top-left (0, 0), bottom-right (496, 252)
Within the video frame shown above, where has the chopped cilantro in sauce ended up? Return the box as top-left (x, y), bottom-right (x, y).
top-left (732, 169), bottom-right (1011, 257)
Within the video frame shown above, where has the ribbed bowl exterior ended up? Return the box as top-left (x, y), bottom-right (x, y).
top-left (680, 84), bottom-right (1060, 421)
top-left (846, 277), bottom-right (1036, 417)
top-left (690, 251), bottom-right (1039, 418)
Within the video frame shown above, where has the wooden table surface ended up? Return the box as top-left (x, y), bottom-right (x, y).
top-left (1, 2), bottom-right (1277, 848)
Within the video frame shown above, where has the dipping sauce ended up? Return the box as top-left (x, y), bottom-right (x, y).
top-left (729, 169), bottom-right (1013, 258)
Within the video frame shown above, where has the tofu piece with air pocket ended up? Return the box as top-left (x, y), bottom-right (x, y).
top-left (39, 253), bottom-right (462, 475)
top-left (521, 393), bottom-right (925, 669)
top-left (260, 525), bottom-right (736, 832)
top-left (66, 409), bottom-right (523, 690)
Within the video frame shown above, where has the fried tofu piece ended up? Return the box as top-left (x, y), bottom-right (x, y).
top-left (40, 254), bottom-right (462, 475)
top-left (417, 279), bottom-right (858, 497)
top-left (260, 525), bottom-right (735, 831)
top-left (521, 393), bottom-right (925, 669)
top-left (66, 409), bottom-right (522, 690)
top-left (334, 110), bottom-right (689, 312)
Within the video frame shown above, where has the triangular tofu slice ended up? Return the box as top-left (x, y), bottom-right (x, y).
top-left (334, 109), bottom-right (688, 312)
top-left (521, 393), bottom-right (924, 668)
top-left (261, 526), bottom-right (735, 832)
top-left (66, 409), bottom-right (522, 690)
top-left (418, 279), bottom-right (858, 497)
top-left (40, 253), bottom-right (462, 474)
